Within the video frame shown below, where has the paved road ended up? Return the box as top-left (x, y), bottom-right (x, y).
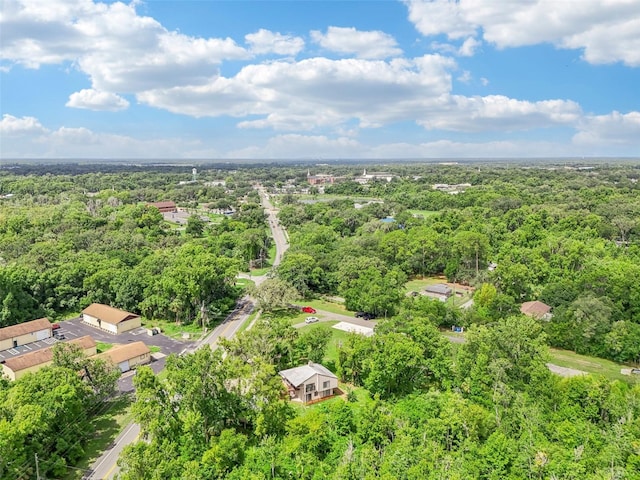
top-left (258, 186), bottom-right (289, 268)
top-left (86, 185), bottom-right (287, 479)
top-left (85, 304), bottom-right (253, 480)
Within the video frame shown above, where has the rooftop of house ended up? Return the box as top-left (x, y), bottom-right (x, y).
top-left (279, 362), bottom-right (337, 388)
top-left (520, 301), bottom-right (552, 317)
top-left (425, 283), bottom-right (453, 295)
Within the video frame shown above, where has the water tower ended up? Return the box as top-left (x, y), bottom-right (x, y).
top-left (192, 168), bottom-right (197, 182)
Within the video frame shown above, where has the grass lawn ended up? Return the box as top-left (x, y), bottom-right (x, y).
top-left (142, 318), bottom-right (203, 341)
top-left (304, 299), bottom-right (352, 316)
top-left (404, 276), bottom-right (448, 293)
top-left (149, 345), bottom-right (162, 354)
top-left (248, 266), bottom-right (272, 276)
top-left (407, 209), bottom-right (439, 218)
top-left (63, 395), bottom-right (134, 480)
top-left (236, 309), bottom-right (260, 334)
top-left (548, 348), bottom-right (638, 383)
top-left (235, 278), bottom-right (255, 289)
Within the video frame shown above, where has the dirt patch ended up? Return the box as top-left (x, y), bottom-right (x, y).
top-left (546, 363), bottom-right (587, 378)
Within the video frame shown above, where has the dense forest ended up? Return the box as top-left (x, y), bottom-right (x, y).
top-left (1, 161), bottom-right (640, 479)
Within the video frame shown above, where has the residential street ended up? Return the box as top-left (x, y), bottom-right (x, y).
top-left (85, 185), bottom-right (285, 479)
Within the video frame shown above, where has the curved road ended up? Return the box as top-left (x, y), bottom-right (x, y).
top-left (86, 186), bottom-right (288, 479)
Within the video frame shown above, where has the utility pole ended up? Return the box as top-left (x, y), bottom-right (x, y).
top-left (35, 453), bottom-right (41, 480)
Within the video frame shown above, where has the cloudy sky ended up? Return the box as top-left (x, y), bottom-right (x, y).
top-left (1, 0), bottom-right (639, 160)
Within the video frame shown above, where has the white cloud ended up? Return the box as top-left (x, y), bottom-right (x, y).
top-left (406, 0), bottom-right (477, 39)
top-left (480, 77), bottom-right (489, 86)
top-left (1, 0), bottom-right (249, 91)
top-left (138, 55), bottom-right (456, 129)
top-left (310, 26), bottom-right (402, 59)
top-left (406, 0), bottom-right (640, 66)
top-left (0, 114), bottom-right (48, 135)
top-left (245, 29), bottom-right (304, 56)
top-left (430, 36), bottom-right (480, 57)
top-left (0, 115), bottom-right (206, 158)
top-left (418, 95), bottom-right (582, 132)
top-left (573, 111), bottom-right (640, 145)
top-left (459, 37), bottom-right (481, 56)
top-left (457, 70), bottom-right (472, 83)
top-left (66, 89), bottom-right (129, 111)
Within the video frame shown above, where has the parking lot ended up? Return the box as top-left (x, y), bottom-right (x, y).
top-left (59, 317), bottom-right (191, 355)
top-left (0, 335), bottom-right (60, 361)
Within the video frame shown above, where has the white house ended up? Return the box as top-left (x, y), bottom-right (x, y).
top-left (279, 362), bottom-right (338, 404)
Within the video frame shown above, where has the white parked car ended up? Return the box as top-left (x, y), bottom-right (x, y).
top-left (305, 316), bottom-right (319, 324)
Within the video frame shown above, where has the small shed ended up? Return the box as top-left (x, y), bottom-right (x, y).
top-left (97, 341), bottom-right (151, 373)
top-left (1, 335), bottom-right (97, 381)
top-left (279, 362), bottom-right (338, 404)
top-left (82, 304), bottom-right (142, 334)
top-left (0, 318), bottom-right (52, 351)
top-left (424, 283), bottom-right (453, 302)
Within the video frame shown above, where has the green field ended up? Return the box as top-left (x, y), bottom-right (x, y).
top-left (404, 276), bottom-right (448, 293)
top-left (548, 348), bottom-right (639, 383)
top-left (142, 317), bottom-right (203, 341)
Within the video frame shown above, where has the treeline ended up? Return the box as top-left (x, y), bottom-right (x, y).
top-left (272, 164), bottom-right (640, 363)
top-left (0, 169), bottom-right (271, 327)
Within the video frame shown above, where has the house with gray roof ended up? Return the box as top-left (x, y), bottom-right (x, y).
top-left (424, 283), bottom-right (453, 302)
top-left (279, 362), bottom-right (338, 404)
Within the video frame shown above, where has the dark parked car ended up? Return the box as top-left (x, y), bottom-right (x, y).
top-left (355, 312), bottom-right (376, 320)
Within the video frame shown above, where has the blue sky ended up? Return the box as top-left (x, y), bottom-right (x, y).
top-left (1, 0), bottom-right (639, 160)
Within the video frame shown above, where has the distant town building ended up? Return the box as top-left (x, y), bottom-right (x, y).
top-left (204, 180), bottom-right (226, 187)
top-left (432, 183), bottom-right (472, 194)
top-left (147, 201), bottom-right (177, 213)
top-left (354, 169), bottom-right (395, 184)
top-left (306, 170), bottom-right (344, 185)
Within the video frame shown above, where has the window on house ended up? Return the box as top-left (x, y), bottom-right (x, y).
top-left (323, 381), bottom-right (330, 389)
top-left (305, 383), bottom-right (316, 393)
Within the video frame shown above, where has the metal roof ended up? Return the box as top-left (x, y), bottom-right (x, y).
top-left (279, 362), bottom-right (337, 388)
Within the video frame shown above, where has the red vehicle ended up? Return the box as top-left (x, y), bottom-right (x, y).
top-left (301, 306), bottom-right (316, 314)
top-left (51, 323), bottom-right (61, 330)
